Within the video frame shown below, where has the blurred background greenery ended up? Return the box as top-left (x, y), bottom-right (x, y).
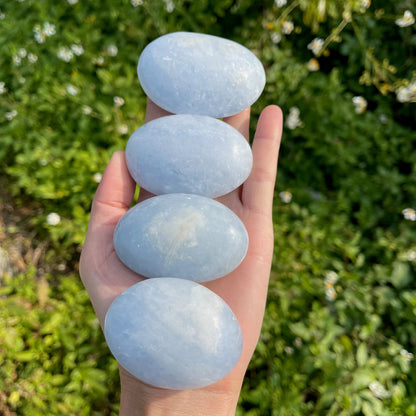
top-left (0, 0), bottom-right (415, 414)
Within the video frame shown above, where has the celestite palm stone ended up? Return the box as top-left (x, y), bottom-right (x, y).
top-left (125, 114), bottom-right (253, 198)
top-left (113, 193), bottom-right (248, 282)
top-left (104, 278), bottom-right (243, 389)
top-left (137, 32), bottom-right (266, 118)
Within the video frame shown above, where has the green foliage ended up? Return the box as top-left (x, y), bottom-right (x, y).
top-left (0, 0), bottom-right (415, 414)
top-left (239, 201), bottom-right (416, 414)
top-left (0, 271), bottom-right (120, 415)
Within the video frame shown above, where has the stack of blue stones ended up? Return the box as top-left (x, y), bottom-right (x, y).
top-left (105, 32), bottom-right (266, 390)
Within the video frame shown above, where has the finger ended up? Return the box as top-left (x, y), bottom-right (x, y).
top-left (145, 97), bottom-right (172, 122)
top-left (223, 106), bottom-right (251, 140)
top-left (86, 151), bottom-right (136, 241)
top-left (81, 151), bottom-right (138, 323)
top-left (241, 105), bottom-right (283, 217)
top-left (216, 107), bottom-right (251, 209)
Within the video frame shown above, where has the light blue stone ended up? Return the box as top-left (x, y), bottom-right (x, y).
top-left (104, 278), bottom-right (243, 390)
top-left (125, 114), bottom-right (253, 198)
top-left (138, 32), bottom-right (266, 117)
top-left (113, 193), bottom-right (248, 282)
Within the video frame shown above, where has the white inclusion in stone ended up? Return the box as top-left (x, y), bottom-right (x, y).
top-left (104, 278), bottom-right (243, 390)
top-left (148, 206), bottom-right (205, 260)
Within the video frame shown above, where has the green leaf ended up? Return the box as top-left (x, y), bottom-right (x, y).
top-left (357, 343), bottom-right (368, 366)
top-left (362, 401), bottom-right (377, 416)
top-left (37, 276), bottom-right (49, 308)
top-left (14, 350), bottom-right (38, 362)
top-left (391, 261), bottom-right (412, 289)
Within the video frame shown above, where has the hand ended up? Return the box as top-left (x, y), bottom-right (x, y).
top-left (79, 98), bottom-right (283, 415)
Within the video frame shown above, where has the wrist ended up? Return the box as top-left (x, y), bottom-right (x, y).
top-left (119, 367), bottom-right (240, 416)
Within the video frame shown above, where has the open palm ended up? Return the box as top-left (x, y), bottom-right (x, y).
top-left (79, 98), bottom-right (283, 414)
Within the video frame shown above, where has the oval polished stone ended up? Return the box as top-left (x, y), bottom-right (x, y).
top-left (125, 114), bottom-right (253, 198)
top-left (137, 32), bottom-right (266, 117)
top-left (104, 278), bottom-right (243, 390)
top-left (113, 193), bottom-right (248, 282)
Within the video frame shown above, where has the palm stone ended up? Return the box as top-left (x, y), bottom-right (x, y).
top-left (113, 193), bottom-right (248, 282)
top-left (125, 114), bottom-right (253, 198)
top-left (137, 31), bottom-right (266, 117)
top-left (104, 278), bottom-right (243, 390)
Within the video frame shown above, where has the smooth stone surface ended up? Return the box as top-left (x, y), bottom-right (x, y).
top-left (138, 32), bottom-right (266, 118)
top-left (113, 193), bottom-right (248, 282)
top-left (125, 114), bottom-right (253, 198)
top-left (104, 278), bottom-right (243, 390)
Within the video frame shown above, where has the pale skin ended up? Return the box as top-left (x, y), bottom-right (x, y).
top-left (79, 99), bottom-right (283, 415)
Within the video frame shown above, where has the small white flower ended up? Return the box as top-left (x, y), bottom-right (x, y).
top-left (396, 86), bottom-right (412, 103)
top-left (400, 348), bottom-right (414, 362)
top-left (405, 250), bottom-right (416, 262)
top-left (66, 84), bottom-right (79, 96)
top-left (361, 0), bottom-right (371, 9)
top-left (0, 12), bottom-right (5, 20)
top-left (396, 84), bottom-right (416, 103)
top-left (93, 56), bottom-right (104, 66)
top-left (43, 22), bottom-right (56, 36)
top-left (93, 172), bottom-right (102, 183)
top-left (307, 38), bottom-right (324, 56)
top-left (164, 0), bottom-right (174, 13)
top-left (325, 271), bottom-right (339, 285)
top-left (282, 20), bottom-right (294, 35)
top-left (294, 337), bottom-right (303, 348)
top-left (28, 53), bottom-right (38, 63)
top-left (275, 0), bottom-right (287, 6)
top-left (324, 271), bottom-right (339, 300)
top-left (352, 96), bottom-right (367, 114)
top-left (369, 381), bottom-right (391, 400)
top-left (57, 47), bottom-right (74, 62)
top-left (131, 0), bottom-right (143, 6)
top-left (118, 124), bottom-right (128, 135)
top-left (67, 0), bottom-right (78, 4)
top-left (113, 96), bottom-right (125, 107)
top-left (46, 212), bottom-right (61, 226)
top-left (107, 45), bottom-right (118, 56)
top-left (18, 76), bottom-right (25, 84)
top-left (71, 44), bottom-right (84, 56)
top-left (379, 114), bottom-right (388, 124)
top-left (286, 107), bottom-right (303, 130)
top-left (0, 82), bottom-right (6, 94)
top-left (279, 191), bottom-right (292, 203)
top-left (307, 58), bottom-right (320, 71)
top-left (6, 110), bottom-right (17, 121)
top-left (12, 55), bottom-right (21, 65)
top-left (34, 32), bottom-right (46, 44)
top-left (82, 105), bottom-right (92, 115)
top-left (284, 346), bottom-right (294, 355)
top-left (17, 48), bottom-right (27, 58)
top-left (402, 208), bottom-right (416, 221)
top-left (271, 32), bottom-right (282, 44)
top-left (39, 159), bottom-right (48, 166)
top-left (325, 286), bottom-right (337, 301)
top-left (396, 10), bottom-right (415, 28)
top-left (290, 107), bottom-right (300, 116)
